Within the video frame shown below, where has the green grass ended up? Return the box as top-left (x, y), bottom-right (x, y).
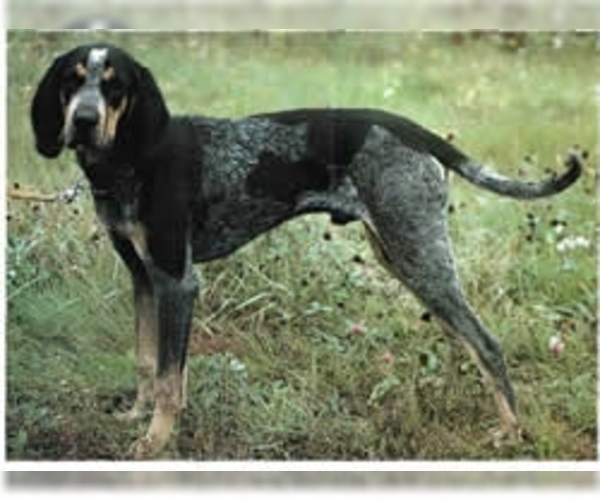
top-left (6, 31), bottom-right (597, 460)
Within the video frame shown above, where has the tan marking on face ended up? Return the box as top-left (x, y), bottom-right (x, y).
top-left (75, 63), bottom-right (87, 78)
top-left (101, 96), bottom-right (128, 146)
top-left (62, 94), bottom-right (81, 143)
top-left (64, 94), bottom-right (79, 123)
top-left (93, 100), bottom-right (108, 146)
top-left (102, 66), bottom-right (116, 81)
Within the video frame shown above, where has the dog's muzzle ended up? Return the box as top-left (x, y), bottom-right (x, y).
top-left (72, 104), bottom-right (99, 145)
top-left (65, 87), bottom-right (105, 150)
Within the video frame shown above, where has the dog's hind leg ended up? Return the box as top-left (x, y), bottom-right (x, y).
top-left (353, 134), bottom-right (518, 438)
top-left (368, 212), bottom-right (518, 438)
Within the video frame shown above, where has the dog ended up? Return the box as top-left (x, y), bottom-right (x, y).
top-left (30, 43), bottom-right (582, 458)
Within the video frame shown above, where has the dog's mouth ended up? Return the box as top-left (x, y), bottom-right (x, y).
top-left (66, 127), bottom-right (97, 150)
top-left (65, 119), bottom-right (116, 154)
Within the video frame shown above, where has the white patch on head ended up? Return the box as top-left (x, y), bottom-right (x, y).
top-left (88, 48), bottom-right (108, 67)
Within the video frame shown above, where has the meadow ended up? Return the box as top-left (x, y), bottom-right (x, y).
top-left (5, 31), bottom-right (597, 460)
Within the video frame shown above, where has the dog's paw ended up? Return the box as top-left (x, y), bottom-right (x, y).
top-left (488, 425), bottom-right (522, 450)
top-left (114, 406), bottom-right (144, 422)
top-left (129, 433), bottom-right (171, 460)
top-left (130, 435), bottom-right (157, 460)
top-left (129, 412), bottom-right (177, 459)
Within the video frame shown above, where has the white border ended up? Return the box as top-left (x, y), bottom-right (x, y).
top-left (4, 462), bottom-right (599, 471)
top-left (1, 0), bottom-right (8, 470)
top-left (5, 492), bottom-right (597, 500)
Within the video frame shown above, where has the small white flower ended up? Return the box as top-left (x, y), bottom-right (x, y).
top-left (556, 235), bottom-right (590, 253)
top-left (229, 358), bottom-right (246, 374)
top-left (548, 335), bottom-right (565, 357)
top-left (552, 35), bottom-right (564, 50)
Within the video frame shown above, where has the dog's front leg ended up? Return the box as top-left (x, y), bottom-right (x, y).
top-left (110, 233), bottom-right (156, 422)
top-left (116, 282), bottom-right (156, 421)
top-left (132, 258), bottom-right (199, 459)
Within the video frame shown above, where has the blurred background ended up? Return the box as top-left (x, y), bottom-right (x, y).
top-left (6, 0), bottom-right (600, 30)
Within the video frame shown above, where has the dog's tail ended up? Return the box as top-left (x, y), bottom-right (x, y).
top-left (381, 110), bottom-right (583, 200)
top-left (442, 148), bottom-right (584, 200)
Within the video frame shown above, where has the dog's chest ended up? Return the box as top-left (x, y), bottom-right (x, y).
top-left (95, 197), bottom-right (148, 260)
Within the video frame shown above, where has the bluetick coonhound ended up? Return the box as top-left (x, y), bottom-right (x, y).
top-left (31, 43), bottom-right (582, 458)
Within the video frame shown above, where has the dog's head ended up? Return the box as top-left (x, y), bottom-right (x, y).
top-left (31, 44), bottom-right (169, 159)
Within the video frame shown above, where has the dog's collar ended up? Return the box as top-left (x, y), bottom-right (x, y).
top-left (88, 165), bottom-right (140, 202)
top-left (91, 187), bottom-right (112, 199)
top-left (91, 167), bottom-right (142, 227)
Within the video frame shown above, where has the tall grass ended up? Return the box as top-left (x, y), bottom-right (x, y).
top-left (6, 32), bottom-right (597, 460)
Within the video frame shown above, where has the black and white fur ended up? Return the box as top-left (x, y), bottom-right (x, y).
top-left (31, 43), bottom-right (583, 458)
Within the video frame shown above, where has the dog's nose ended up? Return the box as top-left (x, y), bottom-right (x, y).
top-left (73, 105), bottom-right (100, 129)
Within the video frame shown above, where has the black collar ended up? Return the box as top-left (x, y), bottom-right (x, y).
top-left (90, 166), bottom-right (140, 203)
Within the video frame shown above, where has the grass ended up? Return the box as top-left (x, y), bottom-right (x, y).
top-left (5, 31), bottom-right (597, 460)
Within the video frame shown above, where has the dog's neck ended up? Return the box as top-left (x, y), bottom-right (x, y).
top-left (76, 146), bottom-right (142, 227)
top-left (77, 147), bottom-right (137, 195)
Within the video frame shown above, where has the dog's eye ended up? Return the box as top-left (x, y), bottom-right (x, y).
top-left (61, 72), bottom-right (84, 98)
top-left (103, 80), bottom-right (126, 106)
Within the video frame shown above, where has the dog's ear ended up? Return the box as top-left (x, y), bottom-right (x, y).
top-left (125, 63), bottom-right (170, 154)
top-left (30, 51), bottom-right (70, 158)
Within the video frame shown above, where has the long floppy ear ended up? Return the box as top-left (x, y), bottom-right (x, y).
top-left (30, 52), bottom-right (70, 158)
top-left (123, 63), bottom-right (170, 155)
